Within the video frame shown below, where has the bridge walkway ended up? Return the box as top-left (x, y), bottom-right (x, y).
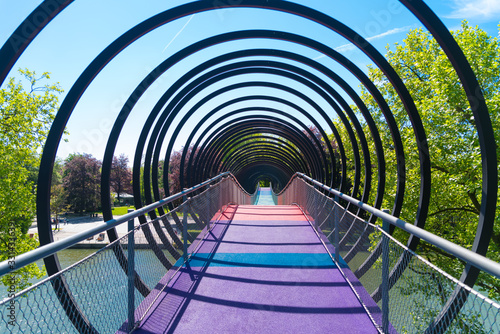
top-left (126, 204), bottom-right (381, 333)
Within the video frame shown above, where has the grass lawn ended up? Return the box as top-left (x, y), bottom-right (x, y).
top-left (112, 206), bottom-right (136, 216)
top-left (111, 206), bottom-right (169, 216)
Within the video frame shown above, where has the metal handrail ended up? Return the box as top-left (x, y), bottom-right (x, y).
top-left (291, 172), bottom-right (500, 279)
top-left (0, 172), bottom-right (232, 277)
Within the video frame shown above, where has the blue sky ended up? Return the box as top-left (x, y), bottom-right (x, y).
top-left (0, 0), bottom-right (499, 163)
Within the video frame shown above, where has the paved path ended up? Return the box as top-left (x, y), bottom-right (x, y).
top-left (28, 215), bottom-right (189, 247)
top-left (130, 205), bottom-right (380, 333)
top-left (27, 215), bottom-right (136, 246)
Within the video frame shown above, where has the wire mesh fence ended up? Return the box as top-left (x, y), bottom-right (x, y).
top-left (0, 174), bottom-right (255, 333)
top-left (276, 176), bottom-right (500, 333)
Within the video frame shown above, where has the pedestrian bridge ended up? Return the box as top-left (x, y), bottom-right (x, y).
top-left (1, 1), bottom-right (499, 333)
top-left (1, 175), bottom-right (499, 333)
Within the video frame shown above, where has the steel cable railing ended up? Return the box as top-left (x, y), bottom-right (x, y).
top-left (0, 173), bottom-right (255, 333)
top-left (274, 173), bottom-right (500, 333)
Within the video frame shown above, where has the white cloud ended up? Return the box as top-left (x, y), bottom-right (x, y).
top-left (446, 0), bottom-right (500, 19)
top-left (314, 25), bottom-right (413, 59)
top-left (366, 26), bottom-right (413, 41)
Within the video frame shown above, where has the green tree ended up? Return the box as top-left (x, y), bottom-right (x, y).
top-left (353, 22), bottom-right (500, 298)
top-left (50, 184), bottom-right (68, 229)
top-left (50, 158), bottom-right (68, 229)
top-left (0, 69), bottom-right (63, 290)
top-left (63, 153), bottom-right (102, 213)
top-left (110, 154), bottom-right (132, 203)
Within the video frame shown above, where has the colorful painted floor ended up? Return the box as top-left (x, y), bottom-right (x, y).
top-left (131, 205), bottom-right (380, 333)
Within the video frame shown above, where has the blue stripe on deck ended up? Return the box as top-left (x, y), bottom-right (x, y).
top-left (176, 253), bottom-right (349, 268)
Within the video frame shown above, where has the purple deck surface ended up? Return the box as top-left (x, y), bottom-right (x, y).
top-left (131, 205), bottom-right (380, 333)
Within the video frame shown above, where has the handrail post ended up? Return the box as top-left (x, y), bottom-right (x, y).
top-left (127, 209), bottom-right (135, 332)
top-left (183, 194), bottom-right (188, 262)
top-left (381, 209), bottom-right (390, 333)
top-left (334, 194), bottom-right (340, 263)
top-left (207, 185), bottom-right (211, 230)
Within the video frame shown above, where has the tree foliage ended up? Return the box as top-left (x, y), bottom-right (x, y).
top-left (168, 146), bottom-right (194, 195)
top-left (63, 153), bottom-right (102, 213)
top-left (0, 69), bottom-right (63, 290)
top-left (168, 150), bottom-right (183, 196)
top-left (50, 158), bottom-right (68, 225)
top-left (304, 125), bottom-right (341, 186)
top-left (352, 22), bottom-right (500, 298)
top-left (110, 154), bottom-right (132, 202)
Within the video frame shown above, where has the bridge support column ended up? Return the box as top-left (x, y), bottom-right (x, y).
top-left (381, 209), bottom-right (390, 333)
top-left (207, 185), bottom-right (211, 230)
top-left (127, 209), bottom-right (136, 331)
top-left (183, 195), bottom-right (188, 262)
top-left (334, 195), bottom-right (339, 263)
